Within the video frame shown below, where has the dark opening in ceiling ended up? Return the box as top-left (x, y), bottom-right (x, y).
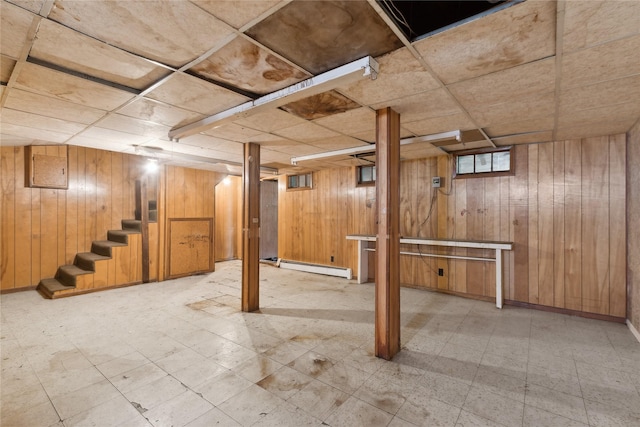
top-left (378, 0), bottom-right (509, 41)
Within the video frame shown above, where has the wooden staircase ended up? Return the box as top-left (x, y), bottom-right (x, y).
top-left (37, 219), bottom-right (143, 299)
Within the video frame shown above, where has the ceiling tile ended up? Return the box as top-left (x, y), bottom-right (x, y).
top-left (555, 121), bottom-right (635, 140)
top-left (414, 1), bottom-right (556, 84)
top-left (117, 98), bottom-right (203, 128)
top-left (15, 62), bottom-right (136, 110)
top-left (310, 135), bottom-right (367, 151)
top-left (0, 122), bottom-right (73, 143)
top-left (4, 88), bottom-right (106, 124)
top-left (493, 131), bottom-right (554, 146)
top-left (190, 0), bottom-right (283, 30)
top-left (1, 1), bottom-right (35, 59)
top-left (233, 109), bottom-right (307, 133)
top-left (30, 19), bottom-right (171, 90)
top-left (338, 47), bottom-right (439, 106)
top-left (558, 101), bottom-right (640, 130)
top-left (273, 121), bottom-right (340, 143)
top-left (400, 143), bottom-right (443, 160)
top-left (6, 0), bottom-right (44, 14)
top-left (246, 0), bottom-right (403, 74)
top-left (561, 35), bottom-right (640, 89)
top-left (485, 116), bottom-right (555, 138)
top-left (202, 123), bottom-right (264, 143)
top-left (48, 0), bottom-right (235, 68)
top-left (280, 90), bottom-right (360, 120)
top-left (96, 114), bottom-right (170, 139)
top-left (66, 134), bottom-right (133, 152)
top-left (313, 107), bottom-right (376, 137)
top-left (449, 58), bottom-right (555, 107)
top-left (172, 134), bottom-right (243, 156)
top-left (402, 113), bottom-right (476, 137)
top-left (1, 55), bottom-right (17, 83)
top-left (0, 133), bottom-right (35, 146)
top-left (78, 127), bottom-right (155, 146)
top-left (1, 108), bottom-right (86, 134)
top-left (559, 74), bottom-right (640, 114)
top-left (373, 88), bottom-right (461, 123)
top-left (145, 73), bottom-right (249, 115)
top-left (563, 0), bottom-right (640, 52)
top-left (468, 91), bottom-right (556, 128)
top-left (258, 137), bottom-right (327, 156)
top-left (189, 36), bottom-right (309, 95)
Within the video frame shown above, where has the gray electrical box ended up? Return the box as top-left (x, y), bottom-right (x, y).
top-left (432, 176), bottom-right (441, 188)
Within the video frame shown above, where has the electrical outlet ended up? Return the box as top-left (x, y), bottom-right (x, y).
top-left (438, 268), bottom-right (444, 276)
top-left (432, 177), bottom-right (441, 188)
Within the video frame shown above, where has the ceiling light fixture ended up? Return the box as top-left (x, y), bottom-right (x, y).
top-left (290, 130), bottom-right (461, 165)
top-left (168, 56), bottom-right (379, 140)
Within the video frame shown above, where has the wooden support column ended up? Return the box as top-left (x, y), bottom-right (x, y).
top-left (375, 107), bottom-right (401, 360)
top-left (242, 142), bottom-right (260, 312)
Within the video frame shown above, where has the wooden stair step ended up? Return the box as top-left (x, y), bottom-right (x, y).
top-left (37, 278), bottom-right (74, 298)
top-left (121, 219), bottom-right (142, 231)
top-left (56, 264), bottom-right (93, 287)
top-left (75, 252), bottom-right (111, 271)
top-left (107, 229), bottom-right (139, 244)
top-left (92, 240), bottom-right (127, 257)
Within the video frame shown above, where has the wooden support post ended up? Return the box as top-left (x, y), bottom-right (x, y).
top-left (242, 142), bottom-right (260, 312)
top-left (375, 107), bottom-right (401, 360)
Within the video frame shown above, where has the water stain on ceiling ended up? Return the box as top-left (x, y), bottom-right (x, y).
top-left (280, 90), bottom-right (361, 120)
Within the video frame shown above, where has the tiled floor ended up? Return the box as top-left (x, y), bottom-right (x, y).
top-left (2, 261), bottom-right (639, 427)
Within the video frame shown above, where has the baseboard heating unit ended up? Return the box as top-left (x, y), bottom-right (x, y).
top-left (277, 259), bottom-right (352, 280)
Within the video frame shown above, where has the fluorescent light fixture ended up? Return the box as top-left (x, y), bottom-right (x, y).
top-left (168, 56), bottom-right (379, 140)
top-left (290, 130), bottom-right (461, 165)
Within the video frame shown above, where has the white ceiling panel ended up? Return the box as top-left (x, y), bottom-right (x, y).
top-left (339, 46), bottom-right (439, 106)
top-left (14, 62), bottom-right (136, 110)
top-left (493, 131), bottom-right (554, 146)
top-left (233, 109), bottom-right (307, 133)
top-left (402, 113), bottom-right (476, 137)
top-left (0, 1), bottom-right (34, 59)
top-left (561, 35), bottom-right (640, 89)
top-left (1, 122), bottom-right (74, 143)
top-left (273, 122), bottom-right (340, 143)
top-left (96, 114), bottom-right (170, 139)
top-left (413, 0), bottom-right (556, 84)
top-left (485, 116), bottom-right (555, 138)
top-left (5, 0), bottom-right (44, 14)
top-left (48, 0), bottom-right (236, 68)
top-left (313, 107), bottom-right (376, 137)
top-left (1, 108), bottom-right (86, 134)
top-left (30, 19), bottom-right (171, 90)
top-left (373, 88), bottom-right (462, 124)
top-left (145, 73), bottom-right (249, 116)
top-left (190, 0), bottom-right (283, 30)
top-left (117, 98), bottom-right (203, 128)
top-left (4, 88), bottom-right (106, 124)
top-left (563, 0), bottom-right (640, 52)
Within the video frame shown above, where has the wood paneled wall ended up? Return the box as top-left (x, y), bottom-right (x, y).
top-left (214, 176), bottom-right (242, 261)
top-left (1, 146), bottom-right (243, 291)
top-left (278, 167), bottom-right (376, 268)
top-left (627, 120), bottom-right (640, 330)
top-left (278, 136), bottom-right (627, 317)
top-left (159, 165), bottom-right (220, 280)
top-left (1, 145), bottom-right (143, 290)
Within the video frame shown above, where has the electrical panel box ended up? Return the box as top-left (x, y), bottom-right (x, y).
top-left (432, 176), bottom-right (441, 188)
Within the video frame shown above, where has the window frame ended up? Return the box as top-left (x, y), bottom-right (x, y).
top-left (356, 164), bottom-right (376, 187)
top-left (286, 172), bottom-right (313, 191)
top-left (453, 147), bottom-right (514, 179)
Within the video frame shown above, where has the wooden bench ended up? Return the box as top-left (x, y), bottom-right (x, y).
top-left (346, 234), bottom-right (513, 308)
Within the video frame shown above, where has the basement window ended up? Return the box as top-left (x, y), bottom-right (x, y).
top-left (357, 165), bottom-right (376, 186)
top-left (455, 147), bottom-right (512, 178)
top-left (287, 173), bottom-right (313, 190)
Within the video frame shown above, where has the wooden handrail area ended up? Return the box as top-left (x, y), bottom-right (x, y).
top-left (346, 234), bottom-right (514, 308)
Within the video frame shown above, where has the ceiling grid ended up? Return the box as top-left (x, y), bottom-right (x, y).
top-left (0, 0), bottom-right (638, 175)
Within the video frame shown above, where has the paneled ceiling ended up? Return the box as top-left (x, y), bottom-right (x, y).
top-left (1, 0), bottom-right (639, 176)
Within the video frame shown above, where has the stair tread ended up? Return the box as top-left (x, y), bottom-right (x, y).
top-left (76, 252), bottom-right (111, 261)
top-left (93, 240), bottom-right (127, 247)
top-left (108, 229), bottom-right (140, 236)
top-left (58, 264), bottom-right (93, 276)
top-left (40, 278), bottom-right (74, 291)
